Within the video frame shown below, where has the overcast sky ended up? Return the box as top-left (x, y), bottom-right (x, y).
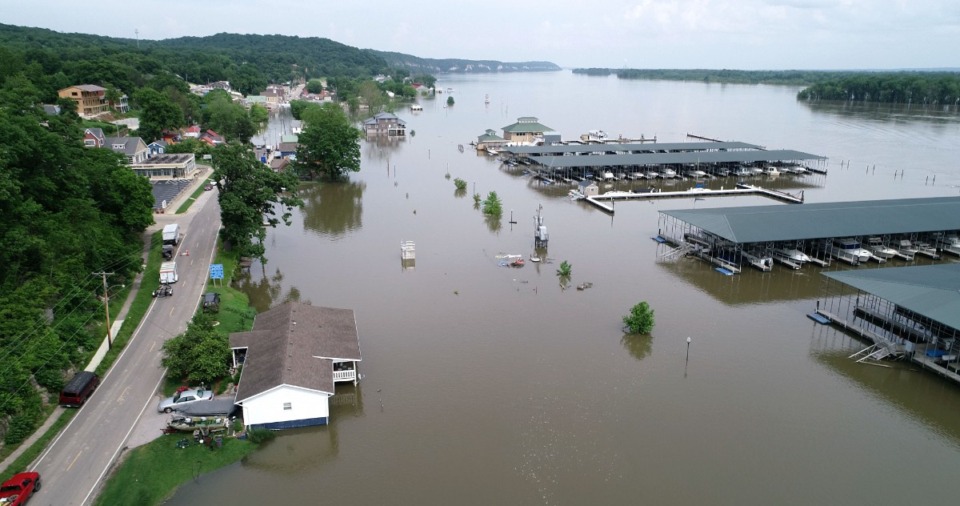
top-left (3, 0), bottom-right (958, 70)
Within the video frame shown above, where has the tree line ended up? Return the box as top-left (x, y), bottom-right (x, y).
top-left (796, 73), bottom-right (960, 104)
top-left (573, 67), bottom-right (960, 105)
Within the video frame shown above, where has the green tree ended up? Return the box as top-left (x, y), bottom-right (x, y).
top-left (623, 302), bottom-right (655, 335)
top-left (134, 87), bottom-right (184, 142)
top-left (306, 78), bottom-right (325, 94)
top-left (212, 143), bottom-right (302, 260)
top-left (447, 96), bottom-right (455, 107)
top-left (289, 99), bottom-right (311, 120)
top-left (295, 102), bottom-right (361, 180)
top-left (161, 313), bottom-right (230, 384)
top-left (201, 92), bottom-right (256, 143)
top-left (481, 191), bottom-right (502, 217)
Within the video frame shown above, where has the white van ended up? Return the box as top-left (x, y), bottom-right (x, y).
top-left (162, 223), bottom-right (181, 246)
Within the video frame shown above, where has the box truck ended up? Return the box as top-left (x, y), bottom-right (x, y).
top-left (160, 261), bottom-right (179, 284)
top-left (162, 223), bottom-right (181, 246)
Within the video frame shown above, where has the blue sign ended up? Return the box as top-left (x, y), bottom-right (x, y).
top-left (209, 264), bottom-right (224, 280)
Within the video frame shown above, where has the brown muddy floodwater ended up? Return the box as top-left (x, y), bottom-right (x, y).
top-left (169, 71), bottom-right (960, 505)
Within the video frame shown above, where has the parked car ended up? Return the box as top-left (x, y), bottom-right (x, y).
top-left (157, 388), bottom-right (214, 413)
top-left (59, 371), bottom-right (99, 408)
top-left (202, 292), bottom-right (221, 313)
top-left (204, 184), bottom-right (213, 191)
top-left (0, 471), bottom-right (41, 505)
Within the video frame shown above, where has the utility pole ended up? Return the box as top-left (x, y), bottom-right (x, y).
top-left (93, 271), bottom-right (115, 349)
top-left (135, 29), bottom-right (139, 49)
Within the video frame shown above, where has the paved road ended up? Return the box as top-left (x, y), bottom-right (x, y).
top-left (33, 188), bottom-right (222, 505)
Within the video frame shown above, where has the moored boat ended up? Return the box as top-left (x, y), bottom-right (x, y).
top-left (825, 238), bottom-right (871, 265)
top-left (776, 248), bottom-right (811, 264)
top-left (866, 237), bottom-right (897, 259)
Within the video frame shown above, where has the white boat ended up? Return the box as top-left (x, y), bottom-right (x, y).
top-left (866, 237), bottom-right (896, 259)
top-left (915, 241), bottom-right (940, 259)
top-left (685, 169), bottom-right (707, 178)
top-left (602, 171), bottom-right (615, 181)
top-left (581, 129), bottom-right (608, 143)
top-left (763, 166), bottom-right (780, 176)
top-left (410, 104), bottom-right (423, 112)
top-left (733, 166), bottom-right (752, 177)
top-left (894, 239), bottom-right (918, 260)
top-left (777, 248), bottom-right (811, 264)
top-left (660, 168), bottom-right (677, 179)
top-left (825, 238), bottom-right (871, 265)
top-left (944, 242), bottom-right (960, 256)
top-left (749, 167), bottom-right (764, 175)
top-left (941, 234), bottom-right (960, 256)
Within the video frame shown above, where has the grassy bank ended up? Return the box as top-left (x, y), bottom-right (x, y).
top-left (94, 434), bottom-right (256, 505)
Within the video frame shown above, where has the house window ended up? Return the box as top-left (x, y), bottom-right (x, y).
top-left (283, 402), bottom-right (292, 410)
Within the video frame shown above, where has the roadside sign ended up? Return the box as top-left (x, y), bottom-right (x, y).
top-left (209, 264), bottom-right (224, 280)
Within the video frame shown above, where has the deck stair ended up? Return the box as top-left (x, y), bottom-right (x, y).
top-left (849, 344), bottom-right (893, 364)
top-left (659, 242), bottom-right (694, 260)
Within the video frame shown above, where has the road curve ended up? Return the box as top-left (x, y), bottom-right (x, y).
top-left (33, 189), bottom-right (222, 505)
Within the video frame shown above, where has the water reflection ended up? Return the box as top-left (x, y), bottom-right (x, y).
top-left (620, 333), bottom-right (653, 361)
top-left (237, 386), bottom-right (364, 474)
top-left (810, 327), bottom-right (960, 447)
top-left (300, 181), bottom-right (366, 238)
top-left (801, 100), bottom-right (960, 125)
top-left (232, 266), bottom-right (301, 312)
top-left (655, 250), bottom-right (824, 305)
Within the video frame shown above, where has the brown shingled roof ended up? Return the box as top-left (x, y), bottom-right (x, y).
top-left (230, 302), bottom-right (361, 402)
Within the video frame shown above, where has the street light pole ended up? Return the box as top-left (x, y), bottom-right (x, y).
top-left (93, 271), bottom-right (115, 350)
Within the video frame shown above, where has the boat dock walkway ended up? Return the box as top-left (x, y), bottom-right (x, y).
top-left (583, 184), bottom-right (804, 214)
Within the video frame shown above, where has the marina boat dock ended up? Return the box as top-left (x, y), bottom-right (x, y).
top-left (657, 196), bottom-right (960, 275)
top-left (581, 183), bottom-right (804, 213)
top-left (817, 264), bottom-right (960, 386)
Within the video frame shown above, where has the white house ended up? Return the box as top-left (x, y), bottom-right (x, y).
top-left (229, 302), bottom-right (362, 430)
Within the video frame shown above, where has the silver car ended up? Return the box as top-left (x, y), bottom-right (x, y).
top-left (157, 388), bottom-right (214, 413)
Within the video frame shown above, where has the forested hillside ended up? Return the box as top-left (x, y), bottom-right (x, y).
top-left (0, 23), bottom-right (390, 98)
top-left (369, 50), bottom-right (560, 74)
top-left (0, 77), bottom-right (154, 443)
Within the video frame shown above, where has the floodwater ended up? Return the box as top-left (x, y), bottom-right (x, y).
top-left (170, 71), bottom-right (960, 505)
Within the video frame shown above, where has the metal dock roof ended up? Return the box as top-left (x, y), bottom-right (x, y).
top-left (502, 141), bottom-right (762, 155)
top-left (660, 196), bottom-right (960, 243)
top-left (528, 149), bottom-right (822, 169)
top-left (823, 264), bottom-right (960, 331)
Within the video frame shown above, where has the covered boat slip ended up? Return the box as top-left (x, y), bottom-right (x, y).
top-left (818, 264), bottom-right (960, 384)
top-left (657, 196), bottom-right (960, 273)
top-left (502, 141), bottom-right (764, 156)
top-left (500, 140), bottom-right (825, 177)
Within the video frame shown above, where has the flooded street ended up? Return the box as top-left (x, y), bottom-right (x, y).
top-left (170, 71), bottom-right (960, 504)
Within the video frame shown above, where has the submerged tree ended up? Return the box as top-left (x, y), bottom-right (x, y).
top-left (295, 102), bottom-right (362, 180)
top-left (482, 191), bottom-right (502, 217)
top-left (556, 260), bottom-right (572, 289)
top-left (623, 301), bottom-right (655, 335)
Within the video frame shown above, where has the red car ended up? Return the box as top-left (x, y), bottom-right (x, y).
top-left (0, 471), bottom-right (40, 505)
